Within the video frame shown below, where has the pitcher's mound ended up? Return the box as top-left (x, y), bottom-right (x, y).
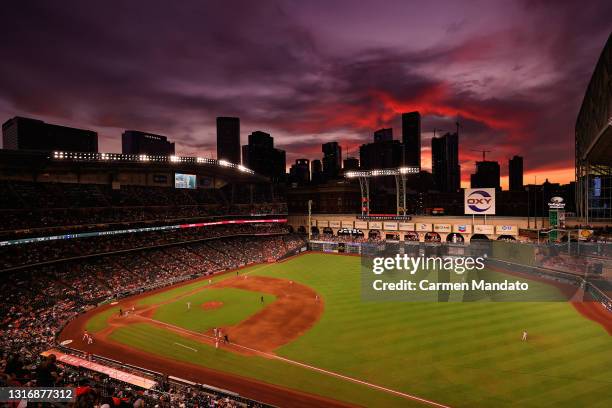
top-left (201, 301), bottom-right (223, 310)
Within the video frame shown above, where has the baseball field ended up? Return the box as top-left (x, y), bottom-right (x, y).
top-left (60, 253), bottom-right (612, 407)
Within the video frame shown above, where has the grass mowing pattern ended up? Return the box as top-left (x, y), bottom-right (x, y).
top-left (109, 254), bottom-right (612, 407)
top-left (153, 288), bottom-right (275, 332)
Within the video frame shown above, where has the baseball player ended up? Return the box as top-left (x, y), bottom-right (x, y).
top-left (522, 330), bottom-right (528, 341)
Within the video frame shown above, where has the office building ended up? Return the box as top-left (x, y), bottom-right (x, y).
top-left (216, 117), bottom-right (240, 163)
top-left (509, 155), bottom-right (524, 191)
top-left (322, 142), bottom-right (342, 180)
top-left (374, 128), bottom-right (393, 143)
top-left (359, 140), bottom-right (402, 170)
top-left (2, 116), bottom-right (98, 152)
top-left (470, 160), bottom-right (501, 189)
top-left (289, 159), bottom-right (310, 185)
top-left (402, 111), bottom-right (421, 168)
top-left (242, 131), bottom-right (286, 182)
top-left (122, 130), bottom-right (175, 155)
top-left (343, 157), bottom-right (359, 171)
top-left (311, 159), bottom-right (324, 184)
top-left (431, 132), bottom-right (460, 192)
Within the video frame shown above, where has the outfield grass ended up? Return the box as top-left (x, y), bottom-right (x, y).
top-left (107, 254), bottom-right (612, 407)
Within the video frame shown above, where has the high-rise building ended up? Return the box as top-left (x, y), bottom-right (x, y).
top-left (359, 140), bottom-right (402, 170)
top-left (402, 111), bottom-right (421, 168)
top-left (216, 117), bottom-right (240, 163)
top-left (343, 157), bottom-right (359, 171)
top-left (122, 130), bottom-right (175, 155)
top-left (311, 159), bottom-right (324, 184)
top-left (2, 116), bottom-right (98, 152)
top-left (241, 131), bottom-right (286, 182)
top-left (431, 132), bottom-right (460, 192)
top-left (374, 128), bottom-right (393, 143)
top-left (322, 142), bottom-right (342, 180)
top-left (289, 159), bottom-right (310, 185)
top-left (509, 155), bottom-right (524, 191)
top-left (470, 161), bottom-right (501, 189)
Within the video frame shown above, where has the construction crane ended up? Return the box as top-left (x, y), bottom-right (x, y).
top-left (471, 149), bottom-right (492, 161)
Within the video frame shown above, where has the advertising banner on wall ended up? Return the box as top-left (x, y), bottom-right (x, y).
top-left (341, 220), bottom-right (354, 228)
top-left (474, 224), bottom-right (495, 234)
top-left (398, 222), bottom-right (415, 231)
top-left (368, 221), bottom-right (383, 230)
top-left (495, 225), bottom-right (518, 235)
top-left (453, 224), bottom-right (472, 233)
top-left (433, 224), bottom-right (452, 233)
top-left (415, 223), bottom-right (432, 232)
top-left (354, 221), bottom-right (368, 229)
top-left (329, 221), bottom-right (341, 228)
top-left (317, 220), bottom-right (329, 227)
top-left (383, 222), bottom-right (398, 231)
top-left (464, 188), bottom-right (496, 215)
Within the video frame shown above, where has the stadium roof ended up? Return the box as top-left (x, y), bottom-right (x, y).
top-left (0, 149), bottom-right (269, 183)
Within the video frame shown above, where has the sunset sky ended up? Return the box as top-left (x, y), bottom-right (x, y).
top-left (1, 0), bottom-right (611, 188)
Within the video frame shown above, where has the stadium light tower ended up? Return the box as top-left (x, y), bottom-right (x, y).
top-left (345, 166), bottom-right (419, 216)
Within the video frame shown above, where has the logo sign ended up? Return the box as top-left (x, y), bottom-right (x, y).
top-left (383, 222), bottom-right (398, 231)
top-left (416, 223), bottom-right (432, 232)
top-left (329, 221), bottom-right (341, 228)
top-left (453, 224), bottom-right (472, 233)
top-left (398, 222), bottom-right (415, 231)
top-left (354, 221), bottom-right (368, 229)
top-left (464, 188), bottom-right (496, 215)
top-left (474, 224), bottom-right (494, 234)
top-left (578, 229), bottom-right (593, 240)
top-left (368, 221), bottom-right (382, 230)
top-left (495, 225), bottom-right (518, 235)
top-left (433, 224), bottom-right (452, 232)
top-left (341, 220), bottom-right (354, 228)
top-left (548, 196), bottom-right (566, 209)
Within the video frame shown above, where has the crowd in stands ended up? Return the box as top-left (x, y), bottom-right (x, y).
top-left (0, 229), bottom-right (304, 407)
top-left (1, 351), bottom-right (264, 407)
top-left (0, 180), bottom-right (287, 232)
top-left (1, 232), bottom-right (305, 355)
top-left (0, 223), bottom-right (291, 270)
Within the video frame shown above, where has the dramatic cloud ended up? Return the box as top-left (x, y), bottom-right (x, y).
top-left (0, 0), bottom-right (610, 187)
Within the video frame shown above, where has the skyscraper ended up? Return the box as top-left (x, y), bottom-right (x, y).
top-left (2, 116), bottom-right (98, 153)
top-left (322, 142), bottom-right (342, 180)
top-left (241, 131), bottom-right (286, 182)
top-left (402, 111), bottom-right (421, 168)
top-left (509, 155), bottom-right (524, 191)
top-left (216, 117), bottom-right (240, 163)
top-left (311, 159), bottom-right (324, 184)
top-left (431, 132), bottom-right (460, 192)
top-left (289, 159), bottom-right (310, 185)
top-left (122, 130), bottom-right (175, 155)
top-left (374, 128), bottom-right (393, 143)
top-left (359, 140), bottom-right (402, 170)
top-left (343, 157), bottom-right (359, 171)
top-left (470, 161), bottom-right (501, 189)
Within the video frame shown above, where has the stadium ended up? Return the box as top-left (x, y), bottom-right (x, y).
top-left (1, 4), bottom-right (612, 408)
top-left (0, 142), bottom-right (611, 407)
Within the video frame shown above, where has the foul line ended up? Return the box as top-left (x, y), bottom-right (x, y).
top-left (137, 316), bottom-right (450, 408)
top-left (174, 342), bottom-right (198, 352)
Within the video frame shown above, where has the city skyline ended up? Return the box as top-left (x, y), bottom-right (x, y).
top-left (1, 1), bottom-right (611, 189)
